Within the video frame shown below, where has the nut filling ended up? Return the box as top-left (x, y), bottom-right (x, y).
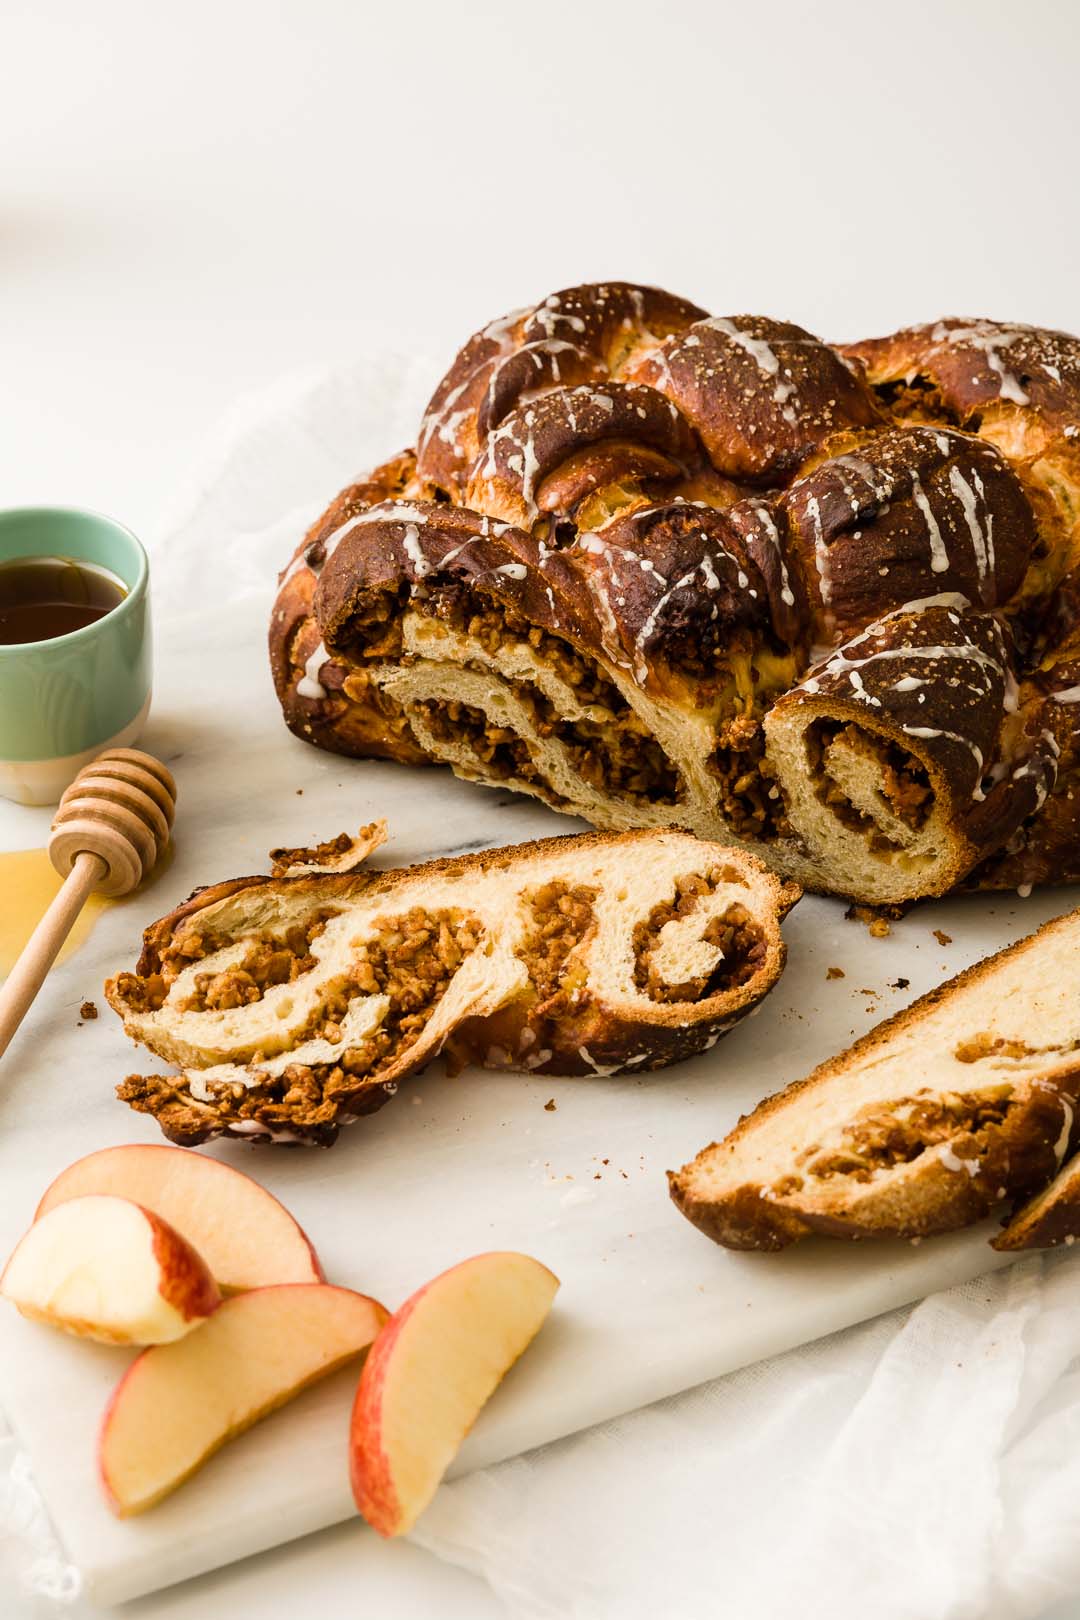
top-left (797, 1086), bottom-right (1017, 1184)
top-left (110, 912), bottom-right (342, 1016)
top-left (333, 584), bottom-right (689, 805)
top-left (414, 698), bottom-right (556, 794)
top-left (521, 686), bottom-right (680, 803)
top-left (177, 916), bottom-right (338, 1012)
top-left (807, 720), bottom-right (933, 842)
top-left (117, 907), bottom-right (483, 1140)
top-left (633, 869), bottom-right (767, 1002)
top-left (419, 589), bottom-right (621, 712)
top-left (517, 882), bottom-right (598, 1016)
top-left (708, 730), bottom-right (788, 842)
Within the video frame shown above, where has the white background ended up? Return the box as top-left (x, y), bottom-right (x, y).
top-left (3, 1), bottom-right (1079, 1615)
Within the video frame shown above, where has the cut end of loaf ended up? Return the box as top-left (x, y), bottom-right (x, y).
top-left (670, 905), bottom-right (1080, 1251)
top-left (106, 828), bottom-right (799, 1148)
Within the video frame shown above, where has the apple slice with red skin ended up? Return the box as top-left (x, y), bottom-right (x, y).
top-left (35, 1144), bottom-right (323, 1293)
top-left (350, 1251), bottom-right (559, 1536)
top-left (99, 1283), bottom-right (387, 1516)
top-left (1, 1195), bottom-right (220, 1345)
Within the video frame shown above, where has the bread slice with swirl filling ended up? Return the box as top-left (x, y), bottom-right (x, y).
top-left (106, 829), bottom-right (799, 1148)
top-left (669, 905), bottom-right (1080, 1250)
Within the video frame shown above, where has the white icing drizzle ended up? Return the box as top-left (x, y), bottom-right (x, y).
top-left (226, 1120), bottom-right (311, 1144)
top-left (1053, 684), bottom-right (1080, 704)
top-left (806, 494), bottom-right (831, 609)
top-left (402, 523), bottom-right (430, 577)
top-left (901, 725), bottom-right (986, 792)
top-left (887, 590), bottom-right (972, 615)
top-left (645, 341), bottom-right (677, 393)
top-left (493, 562), bottom-right (528, 580)
top-left (632, 568), bottom-right (699, 677)
top-left (297, 641), bottom-right (331, 700)
top-left (827, 452), bottom-right (895, 506)
top-left (815, 640), bottom-right (1007, 684)
top-left (317, 502), bottom-right (436, 570)
top-left (848, 669), bottom-right (880, 706)
top-left (706, 317), bottom-right (780, 377)
top-left (752, 503), bottom-right (796, 607)
top-left (930, 322), bottom-right (1031, 406)
top-left (529, 293), bottom-right (587, 339)
top-left (939, 1142), bottom-right (981, 1177)
top-left (910, 471), bottom-right (950, 574)
top-left (948, 465), bottom-right (994, 599)
top-left (577, 1045), bottom-right (622, 1077)
top-left (439, 533), bottom-right (482, 568)
top-left (483, 304), bottom-right (529, 348)
top-left (482, 339), bottom-right (580, 422)
top-left (418, 376), bottom-right (471, 457)
top-left (1055, 1099), bottom-right (1075, 1165)
top-left (698, 553), bottom-right (720, 592)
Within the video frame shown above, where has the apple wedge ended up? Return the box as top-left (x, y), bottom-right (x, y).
top-left (1, 1195), bottom-right (220, 1346)
top-left (36, 1144), bottom-right (322, 1293)
top-left (350, 1251), bottom-right (559, 1536)
top-left (99, 1283), bottom-right (387, 1515)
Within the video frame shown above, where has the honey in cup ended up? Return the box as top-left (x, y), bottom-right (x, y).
top-left (0, 555), bottom-right (128, 644)
top-left (0, 506), bottom-right (152, 806)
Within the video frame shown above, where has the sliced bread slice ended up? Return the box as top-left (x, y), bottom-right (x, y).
top-left (107, 828), bottom-right (798, 1148)
top-left (670, 906), bottom-right (1080, 1250)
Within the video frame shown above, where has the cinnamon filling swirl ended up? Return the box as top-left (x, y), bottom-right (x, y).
top-left (798, 1085), bottom-right (1016, 1183)
top-left (118, 907), bottom-right (483, 1138)
top-left (633, 869), bottom-right (767, 1002)
top-left (805, 720), bottom-right (933, 844)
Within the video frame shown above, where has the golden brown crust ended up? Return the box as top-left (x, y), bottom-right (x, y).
top-left (269, 452), bottom-right (431, 764)
top-left (841, 319), bottom-right (1080, 604)
top-left (416, 283), bottom-right (708, 499)
top-left (626, 315), bottom-right (881, 483)
top-left (462, 382), bottom-right (706, 530)
top-left (992, 1147), bottom-right (1080, 1250)
top-left (842, 318), bottom-right (1080, 443)
top-left (775, 427), bottom-right (1036, 641)
top-left (965, 569), bottom-right (1080, 891)
top-left (763, 600), bottom-right (1060, 901)
top-left (670, 905), bottom-right (1080, 1250)
top-left (106, 829), bottom-right (800, 1148)
top-left (268, 289), bottom-right (1080, 905)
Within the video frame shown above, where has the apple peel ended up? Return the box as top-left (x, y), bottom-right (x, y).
top-left (35, 1144), bottom-right (323, 1293)
top-left (99, 1282), bottom-right (387, 1515)
top-left (350, 1250), bottom-right (559, 1536)
top-left (1, 1195), bottom-right (220, 1346)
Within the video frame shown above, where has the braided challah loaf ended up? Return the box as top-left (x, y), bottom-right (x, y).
top-left (270, 286), bottom-right (1080, 903)
top-left (106, 829), bottom-right (796, 1146)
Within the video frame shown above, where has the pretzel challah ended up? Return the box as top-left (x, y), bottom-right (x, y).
top-left (270, 286), bottom-right (1080, 903)
top-left (106, 829), bottom-right (797, 1147)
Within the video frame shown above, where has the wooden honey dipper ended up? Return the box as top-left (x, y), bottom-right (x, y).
top-left (0, 748), bottom-right (176, 1061)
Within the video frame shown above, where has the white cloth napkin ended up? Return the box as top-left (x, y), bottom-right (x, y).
top-left (4, 352), bottom-right (1080, 1620)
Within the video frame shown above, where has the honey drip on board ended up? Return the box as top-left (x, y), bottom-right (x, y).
top-left (0, 843), bottom-right (174, 978)
top-left (0, 849), bottom-right (111, 976)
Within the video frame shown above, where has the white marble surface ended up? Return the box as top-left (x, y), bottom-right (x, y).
top-left (0, 353), bottom-right (1077, 1604)
top-left (3, 2), bottom-right (1080, 1615)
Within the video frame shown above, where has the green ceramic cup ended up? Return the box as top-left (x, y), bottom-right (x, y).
top-left (0, 507), bottom-right (152, 805)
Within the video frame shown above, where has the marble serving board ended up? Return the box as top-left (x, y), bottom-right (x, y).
top-left (1, 362), bottom-right (1076, 1608)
